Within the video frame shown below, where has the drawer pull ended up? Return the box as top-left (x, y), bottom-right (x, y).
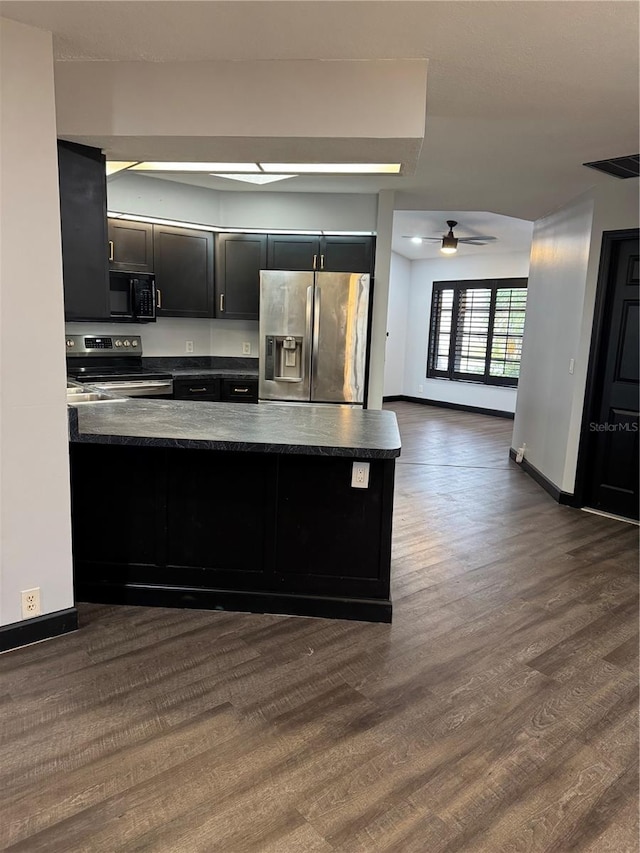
top-left (189, 387), bottom-right (208, 393)
top-left (233, 387), bottom-right (249, 393)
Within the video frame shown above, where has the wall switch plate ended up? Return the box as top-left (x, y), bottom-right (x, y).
top-left (351, 461), bottom-right (370, 489)
top-left (569, 358), bottom-right (575, 374)
top-left (242, 342), bottom-right (251, 355)
top-left (185, 341), bottom-right (194, 353)
top-left (418, 384), bottom-right (424, 393)
top-left (21, 587), bottom-right (41, 619)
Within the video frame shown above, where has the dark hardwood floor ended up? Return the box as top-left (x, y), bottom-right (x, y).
top-left (1, 401), bottom-right (637, 852)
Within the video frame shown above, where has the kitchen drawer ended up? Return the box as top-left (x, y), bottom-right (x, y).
top-left (221, 378), bottom-right (258, 403)
top-left (173, 378), bottom-right (221, 401)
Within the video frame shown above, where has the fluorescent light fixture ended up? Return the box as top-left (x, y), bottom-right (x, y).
top-left (260, 163), bottom-right (402, 174)
top-left (129, 162), bottom-right (261, 172)
top-left (106, 161), bottom-right (138, 175)
top-left (212, 173), bottom-right (296, 185)
top-left (411, 236), bottom-right (423, 244)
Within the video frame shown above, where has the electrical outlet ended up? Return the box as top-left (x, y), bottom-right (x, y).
top-left (515, 443), bottom-right (527, 463)
top-left (242, 342), bottom-right (251, 355)
top-left (418, 384), bottom-right (424, 393)
top-left (185, 341), bottom-right (194, 353)
top-left (21, 588), bottom-right (41, 619)
top-left (351, 461), bottom-right (370, 489)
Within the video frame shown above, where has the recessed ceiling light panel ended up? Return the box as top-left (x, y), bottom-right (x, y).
top-left (106, 161), bottom-right (139, 175)
top-left (212, 173), bottom-right (296, 185)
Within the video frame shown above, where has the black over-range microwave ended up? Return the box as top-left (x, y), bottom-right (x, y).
top-left (109, 271), bottom-right (157, 322)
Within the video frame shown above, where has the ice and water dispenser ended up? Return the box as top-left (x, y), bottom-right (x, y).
top-left (264, 335), bottom-right (304, 382)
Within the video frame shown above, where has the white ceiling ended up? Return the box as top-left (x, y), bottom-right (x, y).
top-left (2, 0), bottom-right (638, 224)
top-left (392, 211), bottom-right (534, 261)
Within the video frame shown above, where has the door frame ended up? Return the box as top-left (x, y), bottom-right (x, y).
top-left (573, 227), bottom-right (639, 508)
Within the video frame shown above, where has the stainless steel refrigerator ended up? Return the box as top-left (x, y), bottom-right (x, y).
top-left (259, 271), bottom-right (371, 405)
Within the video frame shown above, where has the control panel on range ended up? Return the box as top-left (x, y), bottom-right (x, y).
top-left (65, 335), bottom-right (143, 355)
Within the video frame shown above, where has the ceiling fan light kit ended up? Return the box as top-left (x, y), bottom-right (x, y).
top-left (441, 221), bottom-right (459, 254)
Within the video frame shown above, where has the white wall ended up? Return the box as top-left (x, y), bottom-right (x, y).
top-left (384, 252), bottom-right (411, 396)
top-left (397, 251), bottom-right (532, 413)
top-left (513, 180), bottom-right (639, 493)
top-left (0, 18), bottom-right (74, 627)
top-left (107, 172), bottom-right (378, 232)
top-left (66, 318), bottom-right (259, 358)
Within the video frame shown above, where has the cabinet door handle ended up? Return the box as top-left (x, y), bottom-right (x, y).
top-left (156, 288), bottom-right (162, 309)
top-left (108, 241), bottom-right (114, 262)
top-left (312, 254), bottom-right (317, 271)
top-left (219, 293), bottom-right (225, 313)
top-left (320, 254), bottom-right (325, 270)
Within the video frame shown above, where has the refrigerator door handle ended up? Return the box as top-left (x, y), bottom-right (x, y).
top-left (305, 284), bottom-right (315, 398)
top-left (311, 284), bottom-right (321, 393)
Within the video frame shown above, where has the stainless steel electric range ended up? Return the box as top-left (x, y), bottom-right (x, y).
top-left (66, 334), bottom-right (173, 398)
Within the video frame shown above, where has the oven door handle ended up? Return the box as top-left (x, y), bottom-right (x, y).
top-left (92, 380), bottom-right (174, 397)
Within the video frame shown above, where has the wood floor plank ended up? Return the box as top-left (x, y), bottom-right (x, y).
top-left (1, 401), bottom-right (637, 852)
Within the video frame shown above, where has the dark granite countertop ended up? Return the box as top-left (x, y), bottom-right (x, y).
top-left (68, 398), bottom-right (401, 458)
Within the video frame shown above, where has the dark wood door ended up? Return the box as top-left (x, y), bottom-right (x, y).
top-left (57, 140), bottom-right (110, 321)
top-left (267, 234), bottom-right (320, 271)
top-left (215, 233), bottom-right (266, 320)
top-left (154, 225), bottom-right (214, 318)
top-left (320, 235), bottom-right (374, 273)
top-left (584, 231), bottom-right (639, 519)
top-left (108, 219), bottom-right (154, 272)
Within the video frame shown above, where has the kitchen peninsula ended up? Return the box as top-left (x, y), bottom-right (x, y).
top-left (69, 400), bottom-right (400, 622)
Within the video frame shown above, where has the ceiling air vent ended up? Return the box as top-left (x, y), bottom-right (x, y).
top-left (583, 154), bottom-right (639, 179)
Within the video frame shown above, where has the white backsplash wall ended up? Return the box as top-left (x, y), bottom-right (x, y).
top-left (65, 318), bottom-right (259, 358)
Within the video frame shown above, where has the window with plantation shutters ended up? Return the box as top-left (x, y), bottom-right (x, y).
top-left (427, 278), bottom-right (528, 387)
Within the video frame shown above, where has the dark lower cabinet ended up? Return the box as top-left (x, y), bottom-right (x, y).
top-left (154, 225), bottom-right (214, 318)
top-left (165, 451), bottom-right (273, 585)
top-left (220, 379), bottom-right (258, 403)
top-left (108, 218), bottom-right (154, 272)
top-left (71, 443), bottom-right (394, 622)
top-left (58, 141), bottom-right (110, 321)
top-left (173, 378), bottom-right (221, 402)
top-left (275, 455), bottom-right (393, 600)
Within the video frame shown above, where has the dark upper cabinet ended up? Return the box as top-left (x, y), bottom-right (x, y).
top-left (267, 234), bottom-right (320, 271)
top-left (154, 225), bottom-right (214, 318)
top-left (267, 234), bottom-right (374, 273)
top-left (58, 140), bottom-right (110, 321)
top-left (108, 219), bottom-right (154, 272)
top-left (321, 235), bottom-right (374, 274)
top-left (215, 233), bottom-right (267, 320)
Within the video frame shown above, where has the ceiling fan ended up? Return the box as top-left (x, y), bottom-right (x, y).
top-left (403, 220), bottom-right (497, 254)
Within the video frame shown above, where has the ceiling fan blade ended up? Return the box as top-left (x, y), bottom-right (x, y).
top-left (458, 236), bottom-right (497, 243)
